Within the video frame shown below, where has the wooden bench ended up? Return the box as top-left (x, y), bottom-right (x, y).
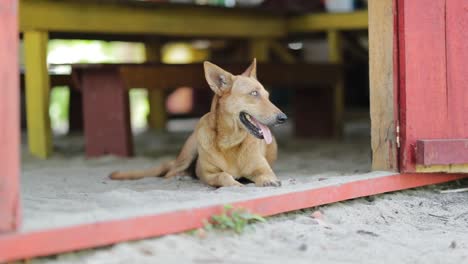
top-left (71, 63), bottom-right (342, 157)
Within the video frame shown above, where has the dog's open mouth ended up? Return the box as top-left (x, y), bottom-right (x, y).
top-left (239, 112), bottom-right (273, 144)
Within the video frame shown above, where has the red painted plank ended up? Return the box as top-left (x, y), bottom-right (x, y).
top-left (446, 0), bottom-right (468, 137)
top-left (398, 0), bottom-right (449, 172)
top-left (0, 0), bottom-right (21, 233)
top-left (416, 139), bottom-right (468, 166)
top-left (0, 173), bottom-right (466, 262)
top-left (78, 69), bottom-right (133, 157)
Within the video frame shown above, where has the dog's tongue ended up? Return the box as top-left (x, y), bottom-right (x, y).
top-left (254, 120), bottom-right (272, 144)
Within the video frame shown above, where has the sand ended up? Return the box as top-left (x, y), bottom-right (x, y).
top-left (21, 119), bottom-right (468, 263)
top-left (33, 183), bottom-right (468, 264)
top-left (21, 119), bottom-right (385, 232)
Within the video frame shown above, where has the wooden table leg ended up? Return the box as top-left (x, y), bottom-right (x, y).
top-left (0, 0), bottom-right (21, 232)
top-left (80, 69), bottom-right (133, 157)
top-left (294, 87), bottom-right (335, 138)
top-left (68, 88), bottom-right (83, 133)
top-left (145, 42), bottom-right (167, 130)
top-left (24, 30), bottom-right (53, 158)
top-left (327, 30), bottom-right (345, 138)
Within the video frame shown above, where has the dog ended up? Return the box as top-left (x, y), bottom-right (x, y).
top-left (110, 59), bottom-right (287, 187)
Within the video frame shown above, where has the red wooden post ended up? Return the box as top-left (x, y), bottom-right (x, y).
top-left (0, 0), bottom-right (21, 232)
top-left (78, 68), bottom-right (133, 157)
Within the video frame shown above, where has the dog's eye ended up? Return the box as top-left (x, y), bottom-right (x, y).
top-left (250, 91), bottom-right (259, 97)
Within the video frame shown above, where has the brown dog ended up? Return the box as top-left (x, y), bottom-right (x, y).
top-left (110, 59), bottom-right (287, 187)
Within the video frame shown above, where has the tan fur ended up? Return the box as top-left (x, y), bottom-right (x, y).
top-left (110, 59), bottom-right (286, 187)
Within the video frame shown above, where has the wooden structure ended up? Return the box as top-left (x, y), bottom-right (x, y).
top-left (72, 63), bottom-right (341, 157)
top-left (2, 0), bottom-right (468, 262)
top-left (19, 0), bottom-right (368, 159)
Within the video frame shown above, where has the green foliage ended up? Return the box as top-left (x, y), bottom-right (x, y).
top-left (49, 86), bottom-right (70, 133)
top-left (204, 205), bottom-right (266, 234)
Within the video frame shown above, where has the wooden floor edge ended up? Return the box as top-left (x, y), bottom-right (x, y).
top-left (0, 173), bottom-right (466, 262)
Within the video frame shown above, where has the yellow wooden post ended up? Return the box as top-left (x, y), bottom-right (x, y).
top-left (144, 41), bottom-right (166, 130)
top-left (327, 30), bottom-right (344, 138)
top-left (248, 39), bottom-right (270, 62)
top-left (270, 41), bottom-right (296, 63)
top-left (24, 30), bottom-right (52, 158)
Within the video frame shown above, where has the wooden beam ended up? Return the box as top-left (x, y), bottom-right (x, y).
top-left (24, 30), bottom-right (53, 159)
top-left (20, 0), bottom-right (285, 38)
top-left (0, 0), bottom-right (21, 233)
top-left (288, 10), bottom-right (368, 33)
top-left (0, 173), bottom-right (466, 262)
top-left (115, 63), bottom-right (342, 89)
top-left (368, 0), bottom-right (398, 171)
top-left (416, 139), bottom-right (468, 166)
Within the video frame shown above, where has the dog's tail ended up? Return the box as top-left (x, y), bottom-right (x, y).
top-left (109, 132), bottom-right (198, 180)
top-left (109, 160), bottom-right (176, 180)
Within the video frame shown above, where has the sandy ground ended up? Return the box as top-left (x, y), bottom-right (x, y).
top-left (21, 119), bottom-right (381, 232)
top-left (21, 119), bottom-right (468, 263)
top-left (34, 182), bottom-right (468, 264)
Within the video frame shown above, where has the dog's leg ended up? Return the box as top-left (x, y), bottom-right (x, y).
top-left (249, 161), bottom-right (281, 187)
top-left (199, 171), bottom-right (243, 187)
top-left (163, 132), bottom-right (198, 178)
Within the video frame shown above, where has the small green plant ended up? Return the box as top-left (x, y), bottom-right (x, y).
top-left (203, 205), bottom-right (266, 234)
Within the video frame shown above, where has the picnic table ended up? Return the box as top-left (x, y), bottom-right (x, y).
top-left (19, 0), bottom-right (368, 158)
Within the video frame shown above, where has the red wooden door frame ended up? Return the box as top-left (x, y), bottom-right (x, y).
top-left (1, 0), bottom-right (467, 261)
top-left (0, 0), bottom-right (21, 233)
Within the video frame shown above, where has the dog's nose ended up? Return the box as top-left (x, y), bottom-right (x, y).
top-left (276, 113), bottom-right (288, 124)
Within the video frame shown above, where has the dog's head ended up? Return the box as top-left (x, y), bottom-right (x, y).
top-left (204, 59), bottom-right (287, 144)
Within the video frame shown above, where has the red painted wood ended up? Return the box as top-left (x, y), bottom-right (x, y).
top-left (79, 69), bottom-right (133, 157)
top-left (0, 173), bottom-right (466, 262)
top-left (446, 0), bottom-right (468, 138)
top-left (0, 0), bottom-right (21, 233)
top-left (416, 139), bottom-right (468, 166)
top-left (398, 0), bottom-right (450, 172)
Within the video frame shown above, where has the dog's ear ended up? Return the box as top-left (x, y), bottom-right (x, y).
top-left (241, 58), bottom-right (257, 79)
top-left (204, 61), bottom-right (234, 96)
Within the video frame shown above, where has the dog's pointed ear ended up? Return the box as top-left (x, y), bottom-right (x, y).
top-left (241, 58), bottom-right (257, 79)
top-left (204, 61), bottom-right (234, 96)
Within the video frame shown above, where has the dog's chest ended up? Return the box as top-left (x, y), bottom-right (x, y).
top-left (219, 140), bottom-right (265, 178)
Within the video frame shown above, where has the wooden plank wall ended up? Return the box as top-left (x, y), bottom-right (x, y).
top-left (399, 0), bottom-right (447, 172)
top-left (399, 0), bottom-right (468, 172)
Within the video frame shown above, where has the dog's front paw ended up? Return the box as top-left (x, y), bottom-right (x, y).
top-left (255, 177), bottom-right (281, 187)
top-left (261, 180), bottom-right (282, 187)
